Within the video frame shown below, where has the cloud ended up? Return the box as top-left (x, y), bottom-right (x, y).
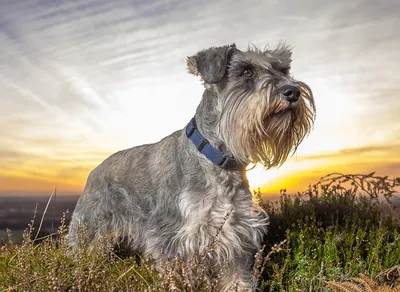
top-left (294, 144), bottom-right (400, 162)
top-left (0, 149), bottom-right (37, 160)
top-left (0, 147), bottom-right (112, 192)
top-left (0, 0), bottom-right (399, 192)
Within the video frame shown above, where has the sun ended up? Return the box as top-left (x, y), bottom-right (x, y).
top-left (245, 159), bottom-right (313, 193)
top-left (246, 163), bottom-right (283, 191)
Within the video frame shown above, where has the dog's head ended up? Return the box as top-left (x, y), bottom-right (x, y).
top-left (187, 43), bottom-right (316, 168)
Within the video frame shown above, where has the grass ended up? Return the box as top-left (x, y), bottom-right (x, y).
top-left (1, 172), bottom-right (400, 291)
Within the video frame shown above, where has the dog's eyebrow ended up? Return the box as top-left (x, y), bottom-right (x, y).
top-left (239, 61), bottom-right (255, 68)
top-left (270, 60), bottom-right (289, 70)
top-left (228, 60), bottom-right (255, 70)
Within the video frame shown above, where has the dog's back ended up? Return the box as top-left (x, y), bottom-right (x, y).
top-left (68, 129), bottom-right (186, 254)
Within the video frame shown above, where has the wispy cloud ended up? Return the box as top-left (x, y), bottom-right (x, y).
top-left (294, 144), bottom-right (400, 163)
top-left (1, 0), bottom-right (399, 193)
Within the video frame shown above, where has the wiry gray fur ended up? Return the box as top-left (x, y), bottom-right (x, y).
top-left (68, 42), bottom-right (316, 291)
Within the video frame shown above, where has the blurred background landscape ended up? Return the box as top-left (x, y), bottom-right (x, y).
top-left (1, 0), bottom-right (399, 241)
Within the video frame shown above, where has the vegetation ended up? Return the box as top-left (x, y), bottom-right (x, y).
top-left (1, 172), bottom-right (399, 291)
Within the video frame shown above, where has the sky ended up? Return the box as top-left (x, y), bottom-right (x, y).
top-left (0, 0), bottom-right (399, 197)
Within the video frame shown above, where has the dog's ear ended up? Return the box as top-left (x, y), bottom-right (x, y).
top-left (187, 44), bottom-right (236, 84)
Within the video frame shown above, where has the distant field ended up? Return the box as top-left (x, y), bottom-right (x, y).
top-left (0, 195), bottom-right (79, 243)
top-left (0, 179), bottom-right (398, 245)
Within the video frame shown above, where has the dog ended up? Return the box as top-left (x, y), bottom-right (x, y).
top-left (68, 42), bottom-right (316, 291)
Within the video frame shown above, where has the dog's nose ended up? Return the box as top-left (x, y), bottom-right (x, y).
top-left (280, 84), bottom-right (301, 103)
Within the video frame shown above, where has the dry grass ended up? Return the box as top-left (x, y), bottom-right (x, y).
top-left (327, 265), bottom-right (400, 292)
top-left (0, 205), bottom-right (274, 291)
top-left (0, 172), bottom-right (399, 291)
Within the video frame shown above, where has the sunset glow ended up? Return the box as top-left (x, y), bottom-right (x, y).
top-left (0, 1), bottom-right (399, 197)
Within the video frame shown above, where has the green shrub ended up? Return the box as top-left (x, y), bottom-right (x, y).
top-left (1, 172), bottom-right (399, 291)
top-left (258, 172), bottom-right (400, 291)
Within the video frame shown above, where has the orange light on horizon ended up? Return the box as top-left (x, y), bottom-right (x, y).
top-left (1, 143), bottom-right (399, 196)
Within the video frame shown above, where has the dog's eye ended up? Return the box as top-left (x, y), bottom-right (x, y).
top-left (242, 69), bottom-right (253, 77)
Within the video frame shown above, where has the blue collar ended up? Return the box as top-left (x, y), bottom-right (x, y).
top-left (185, 118), bottom-right (238, 169)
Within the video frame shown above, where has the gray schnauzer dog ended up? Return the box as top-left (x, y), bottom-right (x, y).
top-left (68, 42), bottom-right (316, 290)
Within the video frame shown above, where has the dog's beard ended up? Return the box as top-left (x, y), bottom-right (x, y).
top-left (219, 82), bottom-right (315, 168)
